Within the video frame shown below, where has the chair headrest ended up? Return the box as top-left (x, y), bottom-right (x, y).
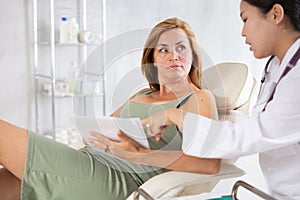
top-left (201, 62), bottom-right (254, 111)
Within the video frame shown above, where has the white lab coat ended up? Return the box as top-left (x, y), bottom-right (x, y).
top-left (182, 39), bottom-right (300, 199)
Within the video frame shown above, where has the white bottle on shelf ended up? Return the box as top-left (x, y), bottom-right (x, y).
top-left (59, 17), bottom-right (68, 43)
top-left (68, 61), bottom-right (78, 94)
top-left (59, 17), bottom-right (79, 43)
top-left (68, 18), bottom-right (79, 43)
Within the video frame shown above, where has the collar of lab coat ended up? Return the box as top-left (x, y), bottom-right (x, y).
top-left (269, 38), bottom-right (300, 84)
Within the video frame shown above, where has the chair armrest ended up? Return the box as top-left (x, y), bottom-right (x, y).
top-left (126, 163), bottom-right (245, 200)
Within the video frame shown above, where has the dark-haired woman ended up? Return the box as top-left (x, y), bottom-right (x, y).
top-left (145, 1), bottom-right (300, 199)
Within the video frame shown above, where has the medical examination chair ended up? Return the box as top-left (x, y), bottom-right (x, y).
top-left (127, 62), bottom-right (258, 200)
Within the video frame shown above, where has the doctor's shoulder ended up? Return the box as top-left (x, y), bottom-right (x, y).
top-left (183, 89), bottom-right (218, 120)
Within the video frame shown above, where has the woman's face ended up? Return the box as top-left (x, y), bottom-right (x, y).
top-left (153, 28), bottom-right (193, 83)
top-left (240, 1), bottom-right (276, 59)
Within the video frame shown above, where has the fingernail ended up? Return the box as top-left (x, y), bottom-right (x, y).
top-left (143, 124), bottom-right (150, 132)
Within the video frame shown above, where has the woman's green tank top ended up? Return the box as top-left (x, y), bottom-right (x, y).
top-left (120, 89), bottom-right (193, 150)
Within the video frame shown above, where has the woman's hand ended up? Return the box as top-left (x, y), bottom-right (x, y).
top-left (114, 130), bottom-right (145, 153)
top-left (142, 108), bottom-right (186, 141)
top-left (87, 130), bottom-right (146, 157)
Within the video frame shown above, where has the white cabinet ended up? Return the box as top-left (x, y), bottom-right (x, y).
top-left (32, 0), bottom-right (107, 141)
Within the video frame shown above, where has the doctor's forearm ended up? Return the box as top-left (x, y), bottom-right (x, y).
top-left (166, 108), bottom-right (187, 131)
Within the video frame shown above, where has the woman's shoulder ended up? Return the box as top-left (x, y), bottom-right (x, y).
top-left (181, 89), bottom-right (217, 119)
top-left (192, 89), bottom-right (215, 102)
top-left (176, 88), bottom-right (215, 106)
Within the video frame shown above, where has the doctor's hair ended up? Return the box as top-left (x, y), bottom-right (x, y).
top-left (242, 0), bottom-right (300, 31)
top-left (141, 17), bottom-right (202, 91)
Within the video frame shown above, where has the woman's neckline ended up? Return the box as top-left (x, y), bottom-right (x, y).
top-left (129, 91), bottom-right (195, 106)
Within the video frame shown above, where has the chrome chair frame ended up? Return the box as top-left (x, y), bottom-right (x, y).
top-left (133, 180), bottom-right (277, 200)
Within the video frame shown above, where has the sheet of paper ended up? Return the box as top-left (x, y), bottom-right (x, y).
top-left (74, 116), bottom-right (150, 149)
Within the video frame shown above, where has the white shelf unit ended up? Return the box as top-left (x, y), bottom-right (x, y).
top-left (32, 0), bottom-right (107, 139)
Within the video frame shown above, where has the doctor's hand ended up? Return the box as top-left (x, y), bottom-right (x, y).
top-left (142, 108), bottom-right (184, 141)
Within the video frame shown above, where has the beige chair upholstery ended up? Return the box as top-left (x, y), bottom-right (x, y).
top-left (127, 62), bottom-right (258, 200)
top-left (202, 62), bottom-right (257, 115)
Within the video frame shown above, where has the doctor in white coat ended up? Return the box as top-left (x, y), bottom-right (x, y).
top-left (143, 0), bottom-right (300, 199)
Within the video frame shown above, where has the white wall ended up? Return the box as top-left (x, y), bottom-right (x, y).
top-left (0, 0), bottom-right (267, 198)
top-left (0, 0), bottom-right (34, 128)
